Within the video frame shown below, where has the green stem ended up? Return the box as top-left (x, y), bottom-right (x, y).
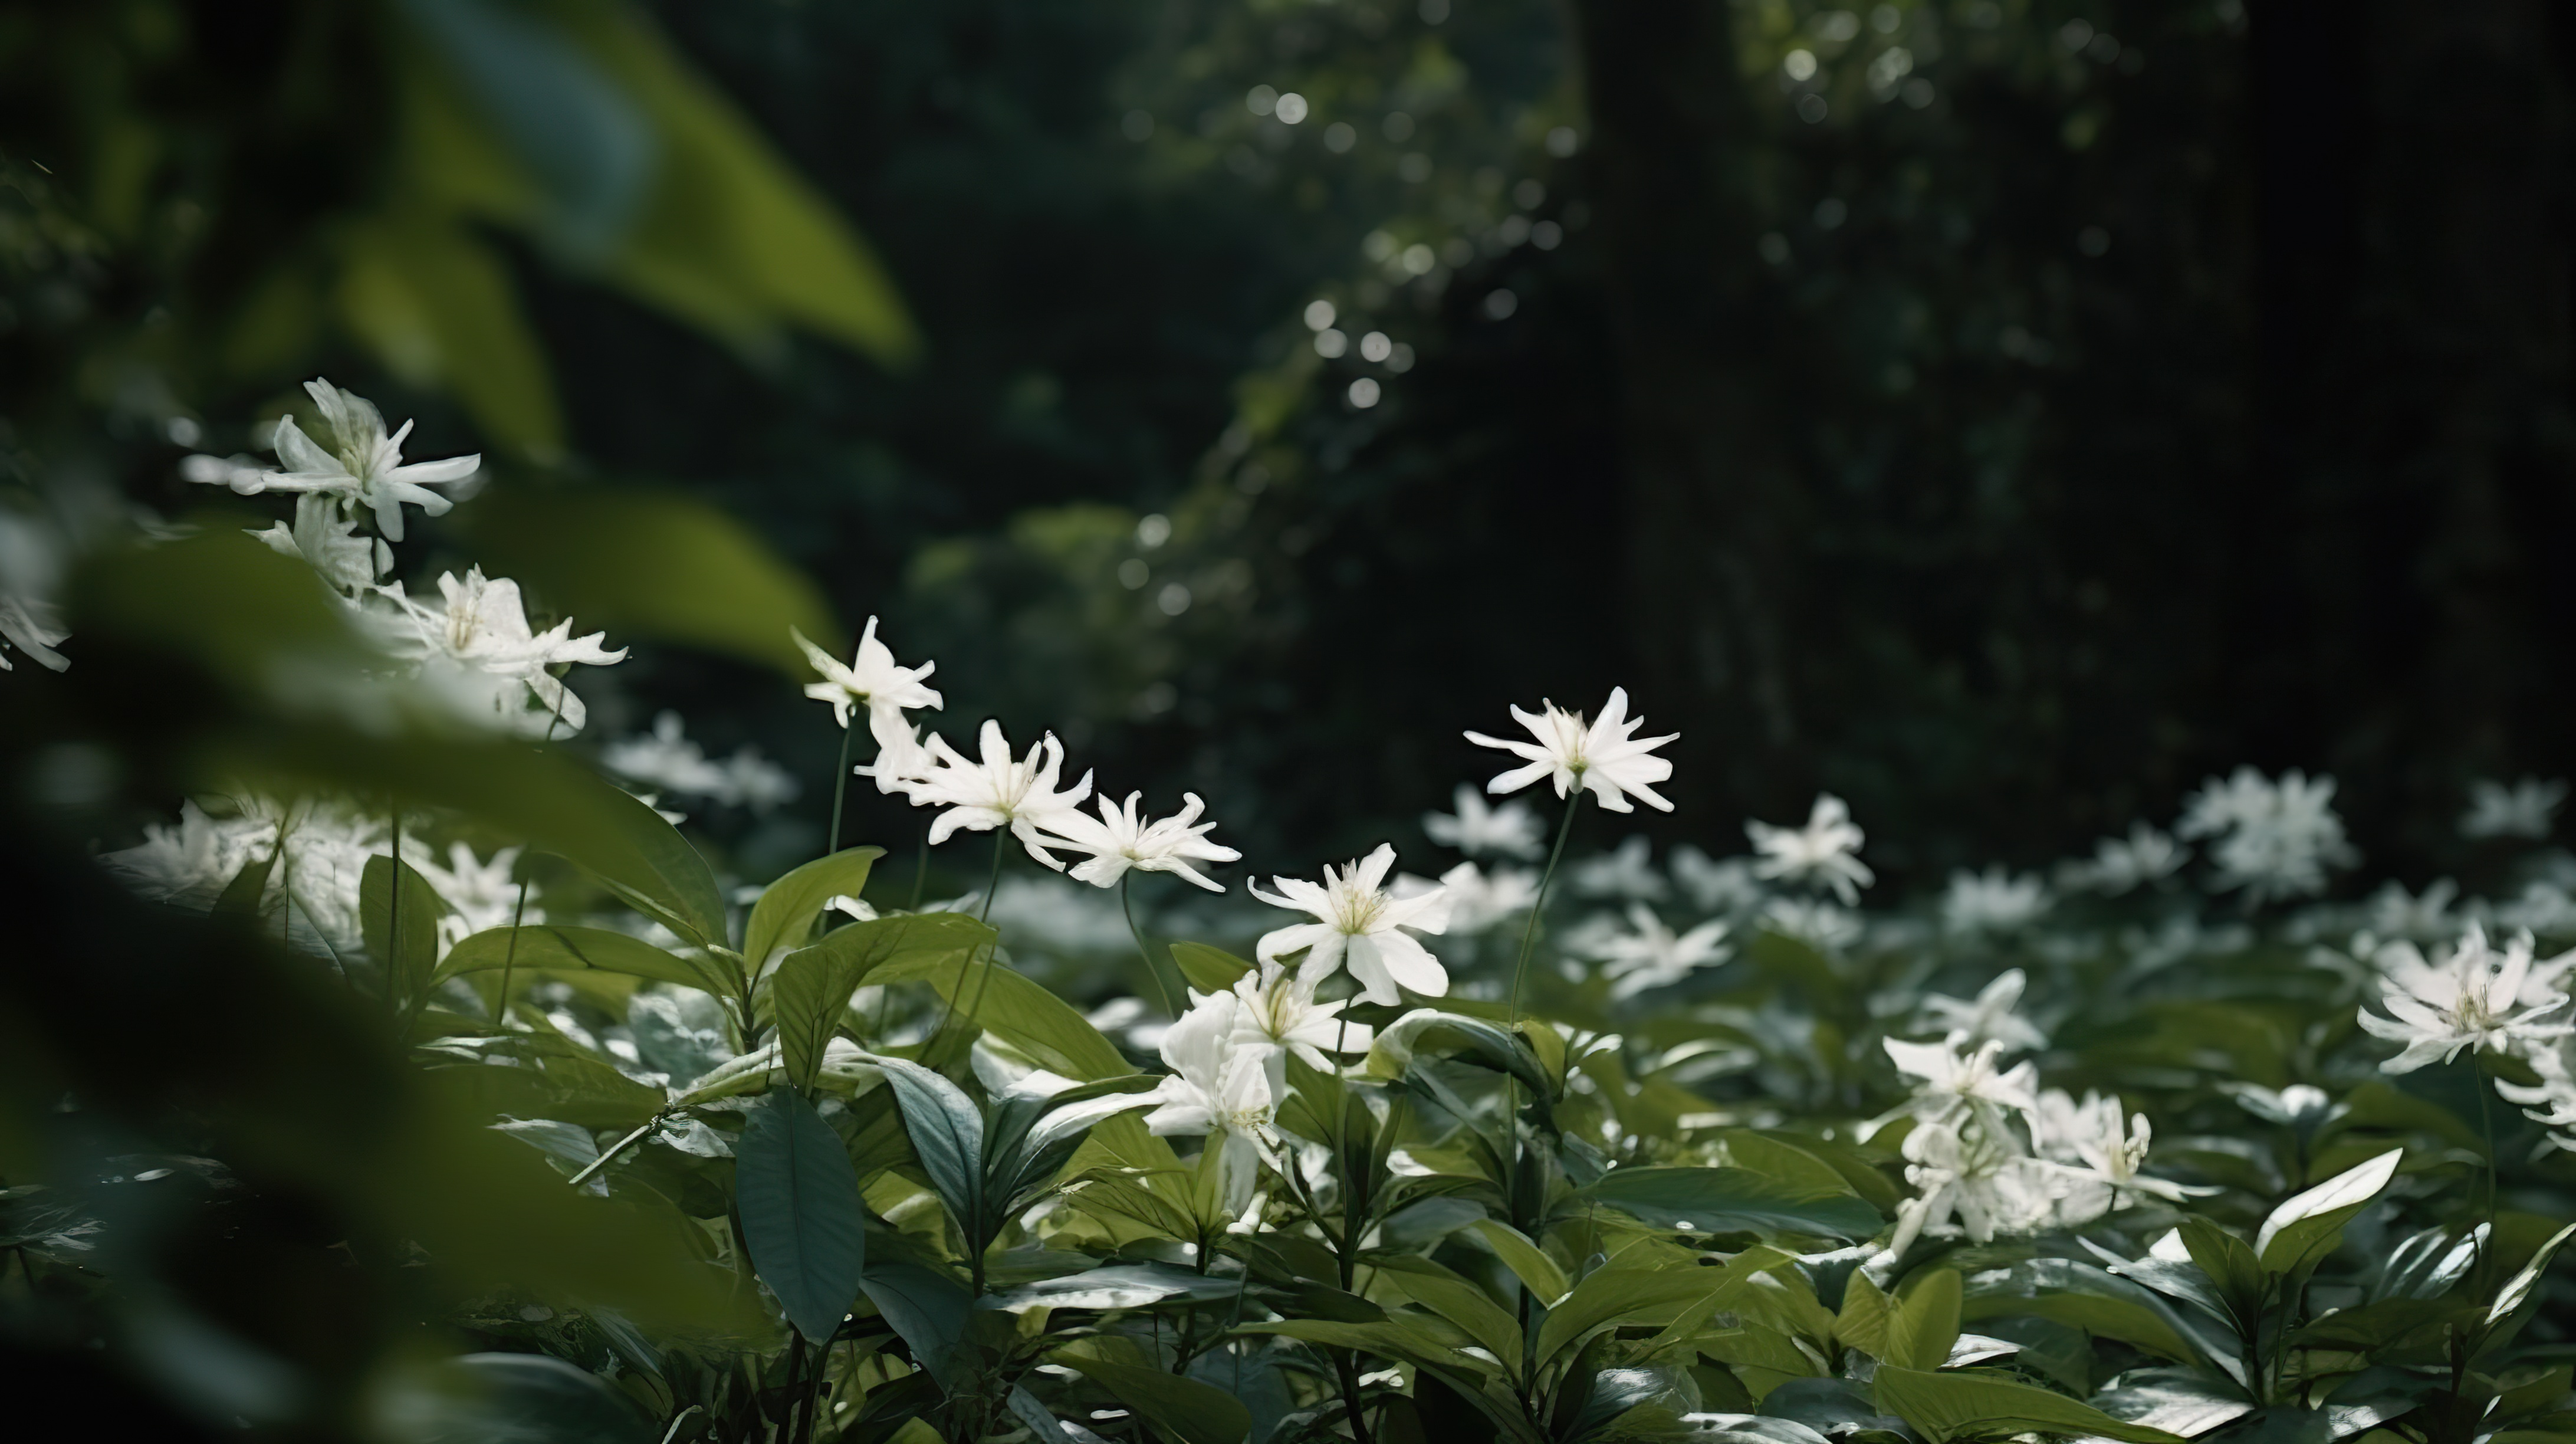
top-left (492, 700), bottom-right (570, 1031)
top-left (1123, 875), bottom-right (1179, 1016)
top-left (2475, 1054), bottom-right (2501, 1259)
top-left (930, 831), bottom-right (1010, 1056)
top-left (1507, 789), bottom-right (1586, 1023)
top-left (827, 719), bottom-right (858, 857)
top-left (909, 829), bottom-right (929, 910)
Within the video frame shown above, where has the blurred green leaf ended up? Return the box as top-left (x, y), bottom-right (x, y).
top-left (435, 925), bottom-right (735, 998)
top-left (736, 1089), bottom-right (867, 1345)
top-left (1169, 941), bottom-right (1254, 993)
top-left (362, 853), bottom-right (448, 1018)
top-left (455, 487), bottom-right (841, 676)
top-left (397, 1351), bottom-right (655, 1444)
top-left (335, 214), bottom-right (566, 455)
top-left (1871, 1366), bottom-right (2186, 1444)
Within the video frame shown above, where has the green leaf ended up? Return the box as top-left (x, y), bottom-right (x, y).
top-left (1961, 1259), bottom-right (2209, 1364)
top-left (1835, 1271), bottom-right (1892, 1358)
top-left (435, 925), bottom-right (734, 998)
top-left (1576, 1167), bottom-right (1882, 1240)
top-left (734, 1089), bottom-right (867, 1345)
top-left (334, 215), bottom-right (564, 454)
top-left (983, 1263), bottom-right (1239, 1312)
top-left (1468, 1219), bottom-right (1572, 1307)
top-left (860, 1261), bottom-right (973, 1393)
top-left (363, 854), bottom-right (448, 1015)
top-left (872, 1054), bottom-right (984, 1235)
top-left (882, 949), bottom-right (1133, 1082)
top-left (1366, 1010), bottom-right (1556, 1102)
top-left (1169, 941), bottom-right (1254, 993)
top-left (1871, 1366), bottom-right (2187, 1444)
top-left (769, 914), bottom-right (994, 1091)
top-left (2085, 1370), bottom-right (2255, 1439)
top-left (744, 846), bottom-right (885, 975)
top-left (405, 1352), bottom-right (654, 1444)
top-left (454, 487), bottom-right (840, 678)
top-left (2489, 1220), bottom-right (2576, 1326)
top-left (2256, 1149), bottom-right (2403, 1274)
top-left (1537, 1257), bottom-right (1786, 1367)
top-left (1061, 1358), bottom-right (1252, 1444)
top-left (1375, 1257), bottom-right (1527, 1377)
top-left (2180, 1218), bottom-right (2268, 1317)
top-left (1887, 1269), bottom-right (1963, 1371)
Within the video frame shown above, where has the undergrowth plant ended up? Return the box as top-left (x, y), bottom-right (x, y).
top-left (7, 382), bottom-right (2576, 1444)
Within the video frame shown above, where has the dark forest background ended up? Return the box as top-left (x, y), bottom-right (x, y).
top-left (4, 0), bottom-right (2571, 891)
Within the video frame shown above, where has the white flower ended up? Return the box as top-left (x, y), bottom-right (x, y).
top-left (1572, 835), bottom-right (1669, 901)
top-left (1145, 990), bottom-right (1282, 1212)
top-left (983, 874), bottom-right (1133, 953)
top-left (1424, 783), bottom-right (1546, 859)
top-left (0, 510), bottom-right (70, 672)
top-left (1747, 794), bottom-right (1874, 904)
top-left (1940, 867), bottom-right (2048, 934)
top-left (2058, 823), bottom-right (2188, 895)
top-left (2177, 767), bottom-right (2357, 902)
top-left (2358, 923), bottom-right (2574, 1072)
top-left (374, 567), bottom-right (625, 734)
top-left (408, 841), bottom-right (528, 953)
top-left (2463, 778), bottom-right (2565, 841)
top-left (1918, 969), bottom-right (2048, 1053)
top-left (1586, 901), bottom-right (1730, 1000)
top-left (250, 493), bottom-right (391, 597)
top-left (599, 711), bottom-right (800, 813)
top-left (1888, 1118), bottom-right (2056, 1255)
top-left (895, 720), bottom-right (1095, 868)
top-left (1224, 969), bottom-right (1372, 1072)
top-left (1884, 1035), bottom-right (2040, 1123)
top-left (1464, 686), bottom-right (1677, 814)
top-left (855, 717), bottom-right (934, 796)
top-left (1671, 845), bottom-right (1765, 913)
top-left (101, 801), bottom-right (272, 907)
top-left (188, 379), bottom-right (479, 542)
top-left (1399, 861), bottom-right (1539, 935)
top-left (1251, 844), bottom-right (1451, 1006)
top-left (1047, 792), bottom-right (1240, 892)
top-left (793, 618), bottom-right (942, 762)
top-left (1760, 897), bottom-right (1861, 952)
top-left (2029, 1089), bottom-right (2213, 1209)
top-left (2364, 879), bottom-right (2460, 942)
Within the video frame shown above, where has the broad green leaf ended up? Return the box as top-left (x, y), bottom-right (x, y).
top-left (1635, 1246), bottom-right (1801, 1359)
top-left (363, 853), bottom-right (448, 1015)
top-left (435, 925), bottom-right (734, 998)
top-left (404, 1351), bottom-right (653, 1444)
top-left (884, 950), bottom-right (1133, 1081)
top-left (455, 488), bottom-right (839, 678)
top-left (2180, 1219), bottom-right (2268, 1316)
top-left (1887, 1269), bottom-right (1963, 1371)
top-left (2489, 1220), bottom-right (2576, 1326)
top-left (984, 1263), bottom-right (1238, 1312)
top-left (2255, 1149), bottom-right (2403, 1273)
top-left (1468, 1219), bottom-right (1571, 1307)
top-left (735, 1089), bottom-right (866, 1345)
top-left (1961, 1259), bottom-right (2207, 1364)
top-left (744, 846), bottom-right (885, 976)
top-left (1061, 1358), bottom-right (1251, 1444)
top-left (571, 770), bottom-right (728, 947)
top-left (1374, 1257), bottom-right (1526, 1376)
top-left (1537, 1260), bottom-right (1780, 1366)
top-left (1871, 1366), bottom-right (2187, 1444)
top-left (872, 1054), bottom-right (984, 1235)
top-left (1062, 1169), bottom-right (1201, 1239)
top-left (1366, 1010), bottom-right (1554, 1101)
top-left (770, 914), bottom-right (991, 1092)
top-left (1237, 1317), bottom-right (1489, 1376)
top-left (334, 214), bottom-right (564, 454)
top-left (2086, 1370), bottom-right (2255, 1439)
top-left (1169, 941), bottom-right (1254, 993)
top-left (1576, 1167), bottom-right (1882, 1240)
top-left (1835, 1271), bottom-right (1892, 1358)
top-left (860, 1261), bottom-right (974, 1393)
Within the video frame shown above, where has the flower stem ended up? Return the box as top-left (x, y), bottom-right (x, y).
top-left (1122, 875), bottom-right (1179, 1016)
top-left (931, 831), bottom-right (1009, 1058)
top-left (493, 702), bottom-right (570, 1032)
top-left (2474, 1054), bottom-right (2500, 1259)
top-left (1507, 790), bottom-right (1586, 1023)
top-left (909, 828), bottom-right (929, 909)
top-left (827, 720), bottom-right (858, 857)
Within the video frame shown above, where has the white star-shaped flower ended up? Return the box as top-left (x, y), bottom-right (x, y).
top-left (1251, 844), bottom-right (1451, 1006)
top-left (1422, 783), bottom-right (1546, 858)
top-left (1747, 793), bottom-right (1874, 904)
top-left (2030, 1089), bottom-right (2214, 1207)
top-left (1918, 969), bottom-right (2048, 1053)
top-left (1397, 861), bottom-right (1539, 936)
top-left (1465, 687), bottom-right (1677, 814)
top-left (250, 494), bottom-right (393, 598)
top-left (374, 567), bottom-right (625, 734)
top-left (893, 720), bottom-right (1095, 868)
top-left (408, 841), bottom-right (529, 953)
top-left (792, 618), bottom-right (942, 756)
top-left (1587, 901), bottom-right (1730, 1000)
top-left (2358, 923), bottom-right (2574, 1072)
top-left (2462, 777), bottom-right (2566, 842)
top-left (1047, 791), bottom-right (1241, 892)
top-left (187, 379), bottom-right (479, 542)
top-left (1223, 969), bottom-right (1373, 1072)
top-left (1145, 990), bottom-right (1282, 1213)
top-left (1884, 1035), bottom-right (2040, 1123)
